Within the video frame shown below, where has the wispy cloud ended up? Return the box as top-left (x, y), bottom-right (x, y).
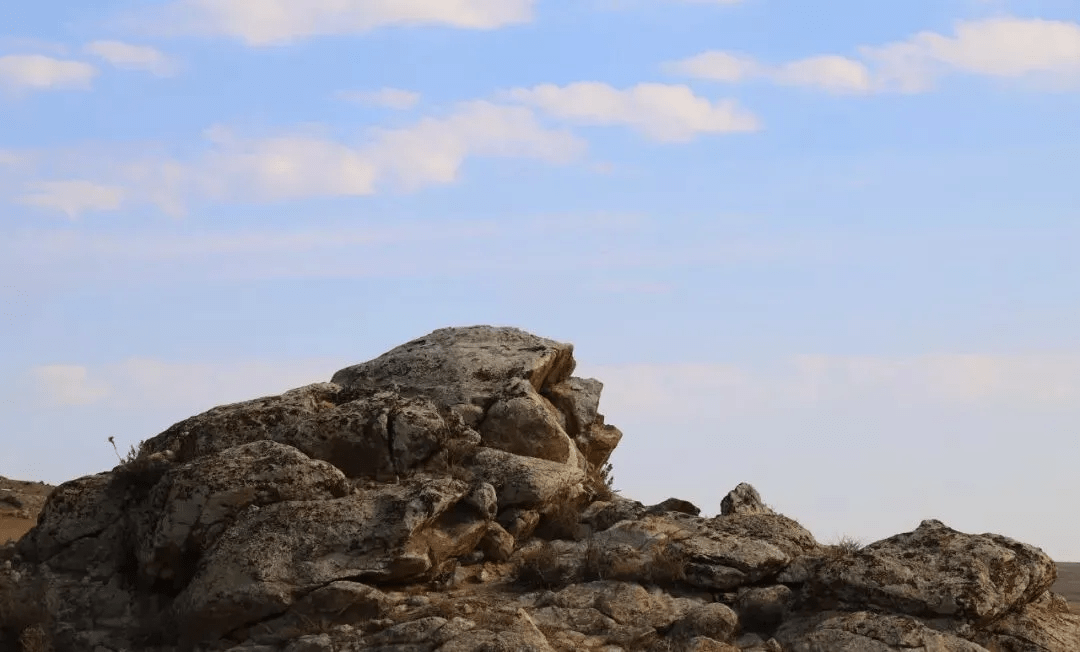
top-left (2, 100), bottom-right (585, 215)
top-left (30, 358), bottom-right (337, 410)
top-left (137, 0), bottom-right (535, 46)
top-left (0, 54), bottom-right (97, 93)
top-left (84, 40), bottom-right (179, 76)
top-left (0, 213), bottom-right (818, 287)
top-left (32, 365), bottom-right (113, 406)
top-left (18, 180), bottom-right (126, 218)
top-left (667, 17), bottom-right (1080, 93)
top-left (336, 87), bottom-right (421, 110)
top-left (504, 82), bottom-right (760, 142)
top-left (587, 354), bottom-right (1080, 414)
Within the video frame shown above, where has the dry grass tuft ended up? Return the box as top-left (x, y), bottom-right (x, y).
top-left (515, 542), bottom-right (578, 590)
top-left (584, 461), bottom-right (617, 502)
top-left (822, 534), bottom-right (865, 560)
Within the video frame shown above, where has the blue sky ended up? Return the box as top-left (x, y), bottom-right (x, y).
top-left (2, 0), bottom-right (1079, 559)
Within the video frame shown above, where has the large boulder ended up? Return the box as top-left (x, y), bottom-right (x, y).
top-left (139, 327), bottom-right (622, 482)
top-left (775, 611), bottom-right (989, 651)
top-left (172, 476), bottom-right (487, 646)
top-left (3, 327), bottom-right (1077, 652)
top-left (801, 519), bottom-right (1057, 622)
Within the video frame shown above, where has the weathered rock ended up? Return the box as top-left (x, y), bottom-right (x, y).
top-left (172, 476), bottom-right (485, 645)
top-left (972, 590), bottom-right (1080, 651)
top-left (803, 519), bottom-right (1057, 622)
top-left (479, 378), bottom-right (581, 466)
top-left (580, 496), bottom-right (647, 533)
top-left (542, 377), bottom-right (623, 467)
top-left (497, 507), bottom-right (541, 541)
top-left (467, 447), bottom-right (585, 511)
top-left (735, 585), bottom-right (793, 634)
top-left (247, 582), bottom-right (390, 645)
top-left (720, 483), bottom-right (773, 517)
top-left (330, 326), bottom-right (575, 411)
top-left (438, 608), bottom-right (555, 652)
top-left (137, 440), bottom-right (350, 589)
top-left (480, 523), bottom-right (516, 562)
top-left (551, 581), bottom-right (697, 630)
top-left (586, 510), bottom-right (817, 590)
top-left (775, 611), bottom-right (988, 651)
top-left (669, 602), bottom-right (739, 642)
top-left (648, 497), bottom-right (702, 516)
top-left (4, 326), bottom-right (1076, 652)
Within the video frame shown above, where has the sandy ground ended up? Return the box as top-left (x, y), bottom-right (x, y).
top-left (0, 476), bottom-right (53, 545)
top-left (1, 475), bottom-right (1078, 615)
top-left (1055, 562), bottom-right (1080, 615)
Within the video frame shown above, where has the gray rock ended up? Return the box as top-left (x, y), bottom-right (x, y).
top-left (468, 447), bottom-right (585, 511)
top-left (735, 584), bottom-right (793, 634)
top-left (775, 611), bottom-right (988, 651)
top-left (972, 590), bottom-right (1080, 651)
top-left (720, 483), bottom-right (773, 517)
top-left (137, 440), bottom-right (350, 588)
top-left (497, 507), bottom-right (541, 541)
top-left (172, 477), bottom-right (484, 646)
top-left (480, 523), bottom-right (516, 562)
top-left (804, 519), bottom-right (1057, 622)
top-left (648, 497), bottom-right (702, 516)
top-left (669, 602), bottom-right (739, 643)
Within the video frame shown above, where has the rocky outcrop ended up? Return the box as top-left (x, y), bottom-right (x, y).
top-left (1, 326), bottom-right (1077, 652)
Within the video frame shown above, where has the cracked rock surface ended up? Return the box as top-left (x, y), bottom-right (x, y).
top-left (1, 326), bottom-right (1077, 652)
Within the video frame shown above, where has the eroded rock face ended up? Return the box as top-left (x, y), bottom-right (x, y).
top-left (2, 326), bottom-right (1076, 652)
top-left (802, 519), bottom-right (1057, 622)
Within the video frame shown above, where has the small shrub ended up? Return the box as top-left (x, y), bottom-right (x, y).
top-left (650, 541), bottom-right (688, 584)
top-left (582, 539), bottom-right (605, 581)
top-left (834, 535), bottom-right (864, 552)
top-left (584, 461), bottom-right (617, 502)
top-left (823, 535), bottom-right (864, 559)
top-left (109, 438), bottom-right (170, 490)
top-left (432, 438), bottom-right (477, 483)
top-left (515, 542), bottom-right (577, 590)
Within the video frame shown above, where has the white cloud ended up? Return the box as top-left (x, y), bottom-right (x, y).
top-left (84, 40), bottom-right (179, 76)
top-left (32, 365), bottom-right (113, 406)
top-left (668, 17), bottom-right (1080, 94)
top-left (198, 127), bottom-right (380, 201)
top-left (772, 55), bottom-right (874, 93)
top-left (336, 87), bottom-right (421, 109)
top-left (18, 180), bottom-right (126, 218)
top-left (4, 101), bottom-right (585, 213)
top-left (31, 358), bottom-right (338, 411)
top-left (0, 54), bottom-right (97, 93)
top-left (504, 82), bottom-right (760, 142)
top-left (365, 100), bottom-right (586, 189)
top-left (862, 17), bottom-right (1080, 92)
top-left (145, 0), bottom-right (535, 46)
top-left (667, 50), bottom-right (876, 94)
top-left (665, 51), bottom-right (760, 82)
